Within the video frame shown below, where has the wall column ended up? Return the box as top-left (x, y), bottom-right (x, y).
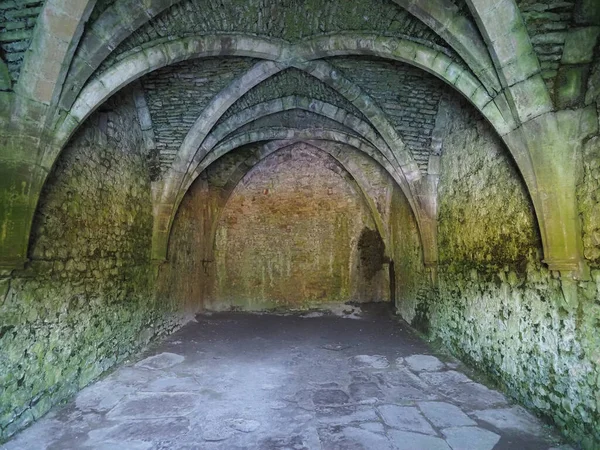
top-left (504, 107), bottom-right (598, 279)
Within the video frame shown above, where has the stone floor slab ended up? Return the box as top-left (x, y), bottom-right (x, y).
top-left (388, 430), bottom-right (451, 450)
top-left (340, 426), bottom-right (394, 450)
top-left (472, 406), bottom-right (547, 436)
top-left (404, 355), bottom-right (446, 372)
top-left (418, 401), bottom-right (477, 428)
top-left (135, 352), bottom-right (185, 370)
top-left (437, 381), bottom-right (508, 410)
top-left (225, 418), bottom-right (261, 433)
top-left (419, 370), bottom-right (472, 386)
top-left (75, 381), bottom-right (136, 412)
top-left (378, 404), bottom-right (436, 435)
top-left (139, 376), bottom-right (202, 393)
top-left (107, 392), bottom-right (201, 419)
top-left (442, 426), bottom-right (501, 450)
top-left (87, 417), bottom-right (190, 443)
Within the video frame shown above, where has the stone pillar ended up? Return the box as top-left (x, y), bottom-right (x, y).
top-left (504, 107), bottom-right (598, 279)
top-left (151, 202), bottom-right (174, 262)
top-left (0, 95), bottom-right (48, 270)
top-left (413, 171), bottom-right (439, 268)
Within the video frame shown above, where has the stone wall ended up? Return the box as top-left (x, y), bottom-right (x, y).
top-left (156, 160), bottom-right (233, 313)
top-left (0, 91), bottom-right (185, 442)
top-left (329, 57), bottom-right (444, 172)
top-left (211, 143), bottom-right (388, 310)
top-left (397, 96), bottom-right (600, 448)
top-left (101, 0), bottom-right (452, 70)
top-left (211, 144), bottom-right (385, 309)
top-left (233, 110), bottom-right (354, 136)
top-left (219, 68), bottom-right (366, 124)
top-left (0, 0), bottom-right (45, 87)
top-left (140, 57), bottom-right (258, 169)
top-left (578, 134), bottom-right (600, 264)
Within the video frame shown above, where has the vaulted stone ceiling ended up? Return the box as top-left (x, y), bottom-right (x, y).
top-left (1, 0), bottom-right (600, 446)
top-left (1, 0), bottom-right (598, 275)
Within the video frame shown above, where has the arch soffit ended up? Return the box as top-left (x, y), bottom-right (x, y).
top-left (56, 32), bottom-right (516, 167)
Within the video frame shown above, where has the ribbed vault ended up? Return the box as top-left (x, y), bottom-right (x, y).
top-left (1, 0), bottom-right (600, 446)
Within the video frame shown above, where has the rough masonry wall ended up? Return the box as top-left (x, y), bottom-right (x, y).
top-left (400, 96), bottom-right (600, 448)
top-left (328, 57), bottom-right (444, 171)
top-left (579, 134), bottom-right (600, 264)
top-left (219, 68), bottom-right (367, 125)
top-left (99, 0), bottom-right (452, 71)
top-left (518, 0), bottom-right (575, 92)
top-left (212, 144), bottom-right (387, 310)
top-left (0, 92), bottom-right (185, 442)
top-left (0, 0), bottom-right (45, 88)
top-left (233, 110), bottom-right (356, 136)
top-left (156, 176), bottom-right (221, 313)
top-left (158, 145), bottom-right (279, 312)
top-left (140, 57), bottom-right (258, 169)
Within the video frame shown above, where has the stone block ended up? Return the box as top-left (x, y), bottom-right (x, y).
top-left (0, 59), bottom-right (11, 91)
top-left (472, 406), bottom-right (546, 436)
top-left (378, 404), bottom-right (436, 434)
top-left (418, 402), bottom-right (476, 428)
top-left (442, 426), bottom-right (500, 450)
top-left (562, 27), bottom-right (600, 65)
top-left (43, 8), bottom-right (79, 43)
top-left (574, 0), bottom-right (600, 25)
top-left (555, 66), bottom-right (588, 109)
top-left (508, 74), bottom-right (552, 122)
top-left (404, 354), bottom-right (445, 372)
top-left (388, 430), bottom-right (450, 450)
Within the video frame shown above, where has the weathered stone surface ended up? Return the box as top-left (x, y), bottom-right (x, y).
top-left (404, 355), bottom-right (445, 372)
top-left (388, 430), bottom-right (451, 450)
top-left (472, 406), bottom-right (546, 436)
top-left (418, 401), bottom-right (476, 428)
top-left (207, 144), bottom-right (388, 310)
top-left (75, 380), bottom-right (137, 412)
top-left (349, 382), bottom-right (385, 401)
top-left (100, 0), bottom-right (448, 70)
top-left (135, 352), bottom-right (185, 370)
top-left (312, 389), bottom-right (350, 406)
top-left (442, 426), bottom-right (500, 450)
top-left (2, 2), bottom-right (600, 448)
top-left (0, 1), bottom-right (45, 84)
top-left (400, 94), bottom-right (600, 447)
top-left (87, 417), bottom-right (190, 442)
top-left (436, 382), bottom-right (508, 411)
top-left (201, 421), bottom-right (235, 441)
top-left (141, 58), bottom-right (258, 170)
top-left (107, 392), bottom-right (201, 419)
top-left (377, 404), bottom-right (436, 435)
top-left (321, 426), bottom-right (394, 450)
top-left (139, 376), bottom-right (201, 392)
top-left (419, 370), bottom-right (471, 386)
top-left (2, 312), bottom-right (571, 449)
top-left (351, 355), bottom-right (390, 370)
top-left (226, 418), bottom-right (261, 433)
top-left (562, 27), bottom-right (600, 64)
top-left (329, 58), bottom-right (445, 172)
top-left (0, 91), bottom-right (185, 442)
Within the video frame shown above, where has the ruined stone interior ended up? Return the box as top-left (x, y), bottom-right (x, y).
top-left (1, 0), bottom-right (600, 449)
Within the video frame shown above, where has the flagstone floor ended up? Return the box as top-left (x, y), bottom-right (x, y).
top-left (2, 305), bottom-right (573, 450)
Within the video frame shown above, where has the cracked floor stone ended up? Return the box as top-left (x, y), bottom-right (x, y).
top-left (1, 305), bottom-right (573, 449)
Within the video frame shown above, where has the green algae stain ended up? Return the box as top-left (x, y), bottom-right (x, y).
top-left (398, 97), bottom-right (600, 448)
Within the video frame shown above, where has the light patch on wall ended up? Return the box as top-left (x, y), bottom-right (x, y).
top-left (210, 143), bottom-right (388, 310)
